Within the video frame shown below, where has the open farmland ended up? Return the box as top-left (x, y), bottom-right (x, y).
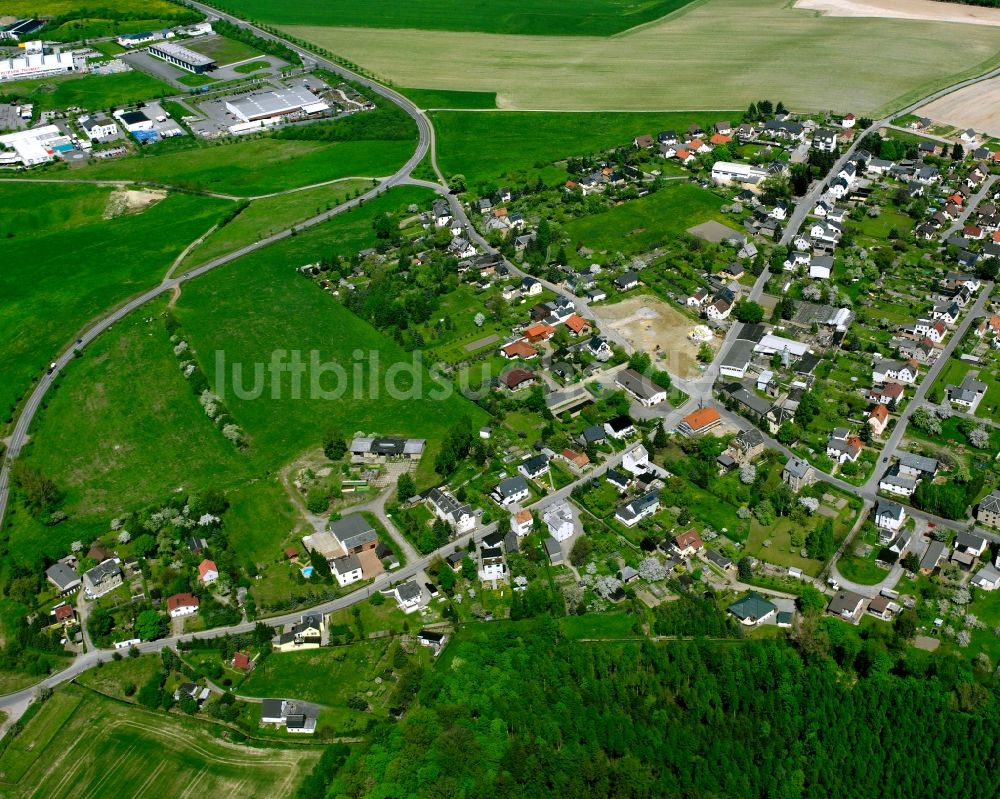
top-left (284, 0), bottom-right (1000, 114)
top-left (0, 184), bottom-right (229, 422)
top-left (917, 76), bottom-right (1000, 138)
top-left (430, 110), bottom-right (739, 185)
top-left (217, 0), bottom-right (694, 36)
top-left (0, 687), bottom-right (319, 799)
top-left (563, 182), bottom-right (735, 255)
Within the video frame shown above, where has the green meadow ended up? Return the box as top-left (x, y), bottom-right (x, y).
top-left (216, 0), bottom-right (693, 36)
top-left (398, 87), bottom-right (497, 110)
top-left (1, 71), bottom-right (173, 112)
top-left (180, 178), bottom-right (372, 268)
top-left (14, 188), bottom-right (487, 561)
top-left (13, 137), bottom-right (414, 196)
top-left (0, 184), bottom-right (229, 422)
top-left (563, 182), bottom-right (736, 254)
top-left (430, 110), bottom-right (739, 185)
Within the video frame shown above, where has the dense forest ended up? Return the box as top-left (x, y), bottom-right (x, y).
top-left (326, 618), bottom-right (1000, 798)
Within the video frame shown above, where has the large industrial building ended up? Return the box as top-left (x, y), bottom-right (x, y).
top-left (147, 41), bottom-right (215, 74)
top-left (225, 86), bottom-right (330, 123)
top-left (0, 40), bottom-right (77, 82)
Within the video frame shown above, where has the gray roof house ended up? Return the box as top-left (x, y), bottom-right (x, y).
top-left (544, 537), bottom-right (563, 564)
top-left (329, 514), bottom-right (378, 554)
top-left (46, 562), bottom-right (81, 594)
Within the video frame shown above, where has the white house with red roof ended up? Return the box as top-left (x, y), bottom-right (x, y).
top-left (198, 559), bottom-right (219, 584)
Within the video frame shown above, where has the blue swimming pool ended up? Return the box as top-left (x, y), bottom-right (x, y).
top-left (301, 566), bottom-right (314, 578)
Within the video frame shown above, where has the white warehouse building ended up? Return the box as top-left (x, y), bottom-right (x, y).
top-left (226, 86), bottom-right (330, 123)
top-left (711, 161), bottom-right (769, 188)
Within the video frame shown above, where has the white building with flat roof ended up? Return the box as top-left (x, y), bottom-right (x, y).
top-left (226, 87), bottom-right (330, 123)
top-left (711, 161), bottom-right (769, 187)
top-left (0, 124), bottom-right (65, 165)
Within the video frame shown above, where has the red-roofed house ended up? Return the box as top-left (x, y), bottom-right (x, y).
top-left (873, 382), bottom-right (904, 406)
top-left (233, 652), bottom-right (253, 671)
top-left (501, 339), bottom-right (539, 360)
top-left (525, 323), bottom-right (555, 343)
top-left (964, 225), bottom-right (984, 240)
top-left (867, 404), bottom-right (889, 436)
top-left (564, 314), bottom-right (591, 336)
top-left (672, 529), bottom-right (704, 558)
top-left (561, 448), bottom-right (590, 470)
top-left (167, 592), bottom-right (200, 618)
top-left (52, 603), bottom-right (75, 625)
top-left (678, 407), bottom-right (721, 436)
top-left (709, 132), bottom-right (731, 145)
top-left (198, 559), bottom-right (219, 584)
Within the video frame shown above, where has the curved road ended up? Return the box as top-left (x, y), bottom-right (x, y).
top-left (3, 0), bottom-right (1000, 719)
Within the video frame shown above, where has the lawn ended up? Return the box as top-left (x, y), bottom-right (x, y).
top-left (0, 686), bottom-right (320, 799)
top-left (225, 478), bottom-right (302, 568)
top-left (285, 0), bottom-right (1000, 114)
top-left (184, 34), bottom-right (265, 66)
top-left (0, 184), bottom-right (230, 421)
top-left (852, 210), bottom-right (915, 240)
top-left (217, 0), bottom-right (693, 36)
top-left (430, 109), bottom-right (740, 185)
top-left (0, 70), bottom-right (173, 112)
top-left (836, 553), bottom-right (889, 586)
top-left (563, 183), bottom-right (735, 256)
top-left (22, 137), bottom-right (413, 196)
top-left (180, 178), bottom-right (372, 268)
top-left (234, 60), bottom-right (270, 74)
top-left (74, 654), bottom-right (162, 701)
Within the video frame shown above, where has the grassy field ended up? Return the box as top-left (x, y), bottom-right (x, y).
top-left (430, 109), bottom-right (738, 185)
top-left (563, 183), bottom-right (734, 255)
top-left (0, 686), bottom-right (319, 799)
top-left (0, 184), bottom-right (230, 422)
top-left (398, 87), bottom-right (497, 109)
top-left (10, 137), bottom-right (413, 196)
top-left (240, 639), bottom-right (391, 707)
top-left (15, 188), bottom-right (487, 560)
top-left (172, 188), bottom-right (489, 467)
top-left (180, 178), bottom-right (371, 268)
top-left (217, 0), bottom-right (693, 36)
top-left (0, 71), bottom-right (173, 112)
top-left (285, 0), bottom-right (1000, 113)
